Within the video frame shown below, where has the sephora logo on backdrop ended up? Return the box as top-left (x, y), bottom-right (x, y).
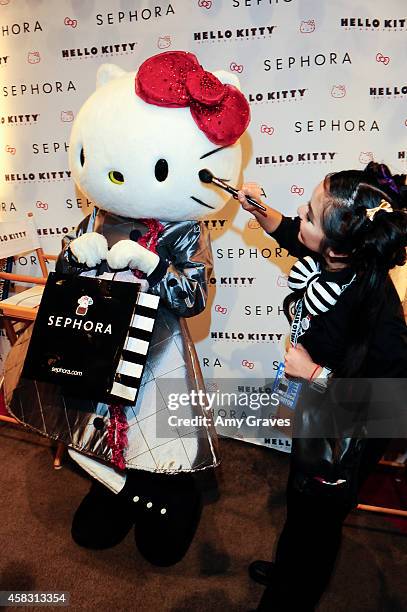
top-left (248, 88), bottom-right (307, 104)
top-left (211, 331), bottom-right (284, 342)
top-left (1, 21), bottom-right (42, 37)
top-left (194, 25), bottom-right (276, 42)
top-left (1, 113), bottom-right (39, 125)
top-left (215, 246), bottom-right (288, 260)
top-left (0, 201), bottom-right (17, 213)
top-left (244, 304), bottom-right (285, 317)
top-left (294, 119), bottom-right (380, 133)
top-left (96, 4), bottom-right (175, 26)
top-left (201, 357), bottom-right (223, 368)
top-left (66, 197), bottom-right (93, 210)
top-left (2, 81), bottom-right (76, 97)
top-left (32, 141), bottom-right (69, 155)
top-left (16, 254), bottom-right (45, 267)
top-left (255, 152), bottom-right (337, 165)
top-left (264, 51), bottom-right (351, 71)
top-left (4, 170), bottom-right (71, 182)
top-left (208, 276), bottom-right (256, 287)
top-left (62, 42), bottom-right (137, 59)
top-left (370, 85), bottom-right (407, 97)
top-left (340, 17), bottom-right (407, 30)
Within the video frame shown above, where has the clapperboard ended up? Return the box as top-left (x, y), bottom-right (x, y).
top-left (109, 291), bottom-right (160, 404)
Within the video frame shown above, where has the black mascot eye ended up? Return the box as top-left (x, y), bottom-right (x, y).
top-left (80, 147), bottom-right (85, 167)
top-left (154, 159), bottom-right (168, 182)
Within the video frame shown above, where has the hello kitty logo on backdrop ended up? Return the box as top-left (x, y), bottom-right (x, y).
top-left (359, 152), bottom-right (374, 164)
top-left (260, 124), bottom-right (274, 135)
top-left (242, 360), bottom-right (255, 370)
top-left (230, 62), bottom-right (243, 73)
top-left (27, 51), bottom-right (40, 64)
top-left (248, 219), bottom-right (260, 229)
top-left (64, 17), bottom-right (78, 28)
top-left (198, 0), bottom-right (212, 9)
top-left (36, 200), bottom-right (48, 210)
top-left (0, 0), bottom-right (405, 453)
top-left (215, 305), bottom-right (228, 315)
top-left (61, 111), bottom-right (74, 122)
top-left (300, 20), bottom-right (315, 33)
top-left (376, 52), bottom-right (390, 65)
top-left (158, 36), bottom-right (171, 49)
top-left (331, 85), bottom-right (346, 98)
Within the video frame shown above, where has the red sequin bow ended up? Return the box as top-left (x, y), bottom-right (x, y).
top-left (135, 51), bottom-right (250, 146)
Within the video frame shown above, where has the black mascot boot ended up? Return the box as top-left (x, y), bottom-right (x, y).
top-left (71, 479), bottom-right (135, 549)
top-left (128, 471), bottom-right (202, 566)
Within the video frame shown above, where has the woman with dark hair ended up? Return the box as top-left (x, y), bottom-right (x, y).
top-left (238, 162), bottom-right (407, 611)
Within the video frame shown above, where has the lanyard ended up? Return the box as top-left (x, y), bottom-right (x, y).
top-left (289, 273), bottom-right (357, 347)
top-left (290, 299), bottom-right (304, 347)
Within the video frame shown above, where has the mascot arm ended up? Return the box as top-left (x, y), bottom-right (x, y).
top-left (148, 222), bottom-right (213, 319)
top-left (56, 219), bottom-right (213, 319)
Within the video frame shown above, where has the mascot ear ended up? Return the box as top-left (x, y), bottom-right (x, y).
top-left (213, 70), bottom-right (242, 90)
top-left (96, 63), bottom-right (127, 88)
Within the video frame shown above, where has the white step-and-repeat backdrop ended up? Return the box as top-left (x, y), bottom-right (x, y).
top-left (1, 0), bottom-right (406, 452)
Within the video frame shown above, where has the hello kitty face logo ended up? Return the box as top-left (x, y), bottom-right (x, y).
top-left (76, 295), bottom-right (93, 316)
top-left (61, 110), bottom-right (74, 122)
top-left (28, 51), bottom-right (41, 64)
top-left (300, 20), bottom-right (315, 33)
top-left (157, 36), bottom-right (171, 49)
top-left (331, 85), bottom-right (346, 98)
top-left (359, 152), bottom-right (374, 164)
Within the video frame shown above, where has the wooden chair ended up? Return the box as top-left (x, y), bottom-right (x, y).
top-left (0, 213), bottom-right (65, 468)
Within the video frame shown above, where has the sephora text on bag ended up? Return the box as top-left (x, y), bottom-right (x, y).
top-left (22, 272), bottom-right (159, 405)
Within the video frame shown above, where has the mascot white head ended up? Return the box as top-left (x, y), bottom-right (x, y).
top-left (69, 50), bottom-right (250, 222)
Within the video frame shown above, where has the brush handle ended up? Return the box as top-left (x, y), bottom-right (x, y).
top-left (213, 178), bottom-right (267, 212)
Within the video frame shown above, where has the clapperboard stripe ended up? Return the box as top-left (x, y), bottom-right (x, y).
top-left (109, 292), bottom-right (159, 403)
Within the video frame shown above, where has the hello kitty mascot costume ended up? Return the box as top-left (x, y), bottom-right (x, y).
top-left (4, 51), bottom-right (250, 565)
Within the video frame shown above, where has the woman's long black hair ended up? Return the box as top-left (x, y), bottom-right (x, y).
top-left (286, 162), bottom-right (407, 377)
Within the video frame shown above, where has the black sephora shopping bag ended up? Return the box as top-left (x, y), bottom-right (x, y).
top-left (22, 272), bottom-right (159, 405)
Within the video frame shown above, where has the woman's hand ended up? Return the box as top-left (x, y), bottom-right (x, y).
top-left (237, 182), bottom-right (266, 214)
top-left (284, 344), bottom-right (321, 380)
top-left (237, 182), bottom-right (282, 234)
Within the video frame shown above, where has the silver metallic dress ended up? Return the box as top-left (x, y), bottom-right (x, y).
top-left (4, 209), bottom-right (220, 475)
